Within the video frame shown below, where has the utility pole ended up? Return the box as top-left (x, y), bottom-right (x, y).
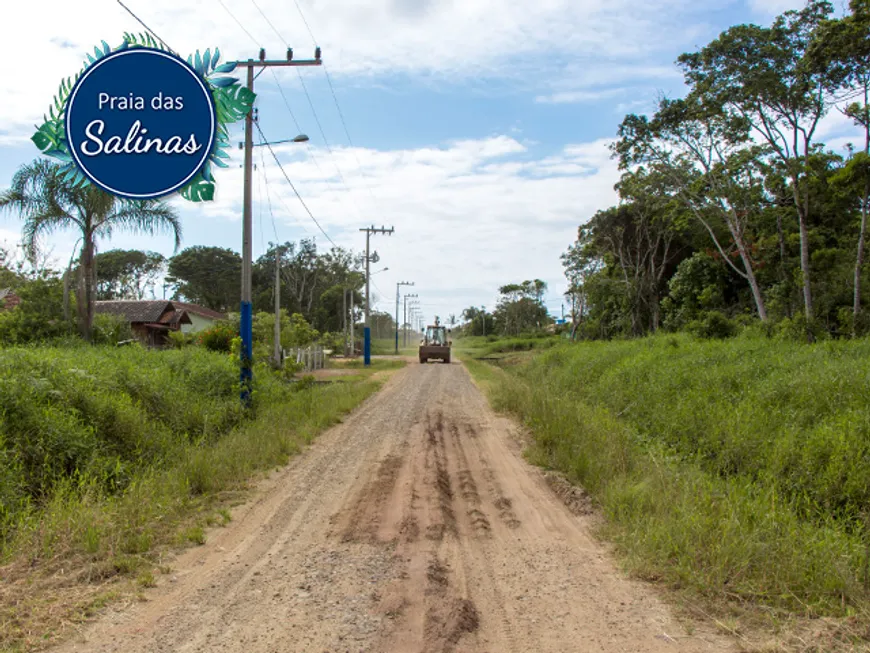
top-left (273, 247), bottom-right (282, 368)
top-left (341, 286), bottom-right (347, 356)
top-left (237, 47), bottom-right (321, 405)
top-left (403, 293), bottom-right (417, 347)
top-left (481, 305), bottom-right (486, 337)
top-left (395, 281), bottom-right (413, 354)
top-left (359, 225), bottom-right (394, 366)
top-left (349, 288), bottom-right (355, 356)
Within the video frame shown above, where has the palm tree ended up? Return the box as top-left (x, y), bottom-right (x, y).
top-left (0, 159), bottom-right (182, 341)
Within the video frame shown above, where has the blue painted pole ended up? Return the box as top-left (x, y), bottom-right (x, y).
top-left (240, 301), bottom-right (253, 405)
top-left (364, 326), bottom-right (371, 366)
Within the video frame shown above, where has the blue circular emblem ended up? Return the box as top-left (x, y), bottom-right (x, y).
top-left (65, 48), bottom-right (216, 199)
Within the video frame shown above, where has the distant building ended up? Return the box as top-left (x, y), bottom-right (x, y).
top-left (95, 300), bottom-right (226, 346)
top-left (0, 289), bottom-right (21, 311)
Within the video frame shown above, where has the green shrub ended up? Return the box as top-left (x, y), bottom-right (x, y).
top-left (166, 330), bottom-right (194, 349)
top-left (92, 313), bottom-right (133, 345)
top-left (686, 310), bottom-right (737, 339)
top-left (197, 320), bottom-right (237, 352)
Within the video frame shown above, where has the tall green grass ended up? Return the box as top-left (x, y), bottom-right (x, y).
top-left (469, 333), bottom-right (870, 618)
top-left (0, 344), bottom-right (382, 563)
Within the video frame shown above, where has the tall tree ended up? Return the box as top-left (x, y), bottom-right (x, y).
top-left (167, 246), bottom-right (241, 311)
top-left (0, 159), bottom-right (180, 341)
top-left (811, 0), bottom-right (870, 331)
top-left (92, 249), bottom-right (165, 300)
top-left (617, 98), bottom-right (771, 321)
top-left (677, 1), bottom-right (836, 333)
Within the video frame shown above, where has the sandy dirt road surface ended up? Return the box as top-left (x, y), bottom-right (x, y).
top-left (54, 360), bottom-right (736, 653)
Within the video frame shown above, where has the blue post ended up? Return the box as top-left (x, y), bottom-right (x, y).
top-left (364, 326), bottom-right (371, 366)
top-left (240, 301), bottom-right (253, 406)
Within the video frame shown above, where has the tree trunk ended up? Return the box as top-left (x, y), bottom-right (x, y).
top-left (855, 180), bottom-right (869, 335)
top-left (77, 236), bottom-right (96, 342)
top-left (725, 216), bottom-right (768, 322)
top-left (797, 206), bottom-right (814, 339)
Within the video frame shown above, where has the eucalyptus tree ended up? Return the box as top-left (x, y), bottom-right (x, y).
top-left (0, 159), bottom-right (181, 341)
top-left (677, 0), bottom-right (836, 331)
top-left (810, 0), bottom-right (870, 331)
top-left (616, 97), bottom-right (770, 321)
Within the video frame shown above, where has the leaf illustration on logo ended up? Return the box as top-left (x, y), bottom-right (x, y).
top-left (179, 173), bottom-right (215, 202)
top-left (34, 36), bottom-right (254, 202)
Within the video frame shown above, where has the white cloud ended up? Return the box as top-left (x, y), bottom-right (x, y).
top-left (0, 0), bottom-right (726, 142)
top-left (535, 88), bottom-right (626, 104)
top-left (1, 134), bottom-right (618, 315)
top-left (747, 0), bottom-right (805, 15)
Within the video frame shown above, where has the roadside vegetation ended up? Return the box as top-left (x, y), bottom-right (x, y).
top-left (464, 333), bottom-right (870, 648)
top-left (0, 343), bottom-right (394, 651)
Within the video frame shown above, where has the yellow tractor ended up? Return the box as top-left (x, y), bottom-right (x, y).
top-left (419, 318), bottom-right (451, 364)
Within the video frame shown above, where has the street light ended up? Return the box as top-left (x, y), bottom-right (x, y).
top-left (241, 134), bottom-right (310, 149)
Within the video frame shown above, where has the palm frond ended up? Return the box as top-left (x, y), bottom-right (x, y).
top-left (20, 205), bottom-right (80, 262)
top-left (1, 159), bottom-right (84, 262)
top-left (96, 199), bottom-right (183, 251)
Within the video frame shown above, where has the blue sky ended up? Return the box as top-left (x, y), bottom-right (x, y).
top-left (0, 0), bottom-right (856, 321)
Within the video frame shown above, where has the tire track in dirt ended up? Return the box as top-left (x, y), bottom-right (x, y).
top-left (53, 359), bottom-right (738, 653)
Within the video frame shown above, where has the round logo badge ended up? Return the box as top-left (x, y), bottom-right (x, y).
top-left (65, 48), bottom-right (216, 199)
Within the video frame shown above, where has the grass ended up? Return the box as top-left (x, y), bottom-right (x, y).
top-left (466, 333), bottom-right (870, 649)
top-left (455, 333), bottom-right (562, 359)
top-left (0, 342), bottom-right (396, 651)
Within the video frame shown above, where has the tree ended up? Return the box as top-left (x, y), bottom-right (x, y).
top-left (677, 1), bottom-right (836, 333)
top-left (494, 281), bottom-right (550, 335)
top-left (0, 159), bottom-right (180, 341)
top-left (811, 0), bottom-right (870, 332)
top-left (616, 98), bottom-right (770, 321)
top-left (92, 249), bottom-right (165, 300)
top-left (167, 246), bottom-right (241, 311)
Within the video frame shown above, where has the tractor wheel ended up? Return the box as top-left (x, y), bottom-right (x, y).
top-left (419, 356), bottom-right (427, 364)
top-left (443, 354), bottom-right (451, 364)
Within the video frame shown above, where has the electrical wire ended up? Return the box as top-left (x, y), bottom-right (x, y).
top-left (255, 122), bottom-right (337, 248)
top-left (115, 0), bottom-right (176, 53)
top-left (216, 0), bottom-right (260, 46)
top-left (221, 0), bottom-right (364, 224)
top-left (289, 0), bottom-right (381, 209)
top-left (247, 0), bottom-right (365, 221)
top-left (268, 68), bottom-right (361, 221)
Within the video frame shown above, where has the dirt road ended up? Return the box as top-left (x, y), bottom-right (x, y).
top-left (55, 361), bottom-right (735, 653)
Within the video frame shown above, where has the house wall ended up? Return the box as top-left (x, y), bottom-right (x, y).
top-left (131, 323), bottom-right (150, 343)
top-left (181, 313), bottom-right (218, 334)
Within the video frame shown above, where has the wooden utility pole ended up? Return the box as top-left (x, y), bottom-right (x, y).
top-left (237, 47), bottom-right (321, 405)
top-left (272, 249), bottom-right (282, 367)
top-left (359, 225), bottom-right (393, 365)
top-left (395, 281), bottom-right (413, 353)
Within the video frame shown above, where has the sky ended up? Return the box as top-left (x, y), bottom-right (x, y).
top-left (0, 0), bottom-right (859, 323)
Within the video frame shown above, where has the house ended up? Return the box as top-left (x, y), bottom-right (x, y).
top-left (0, 289), bottom-right (21, 311)
top-left (95, 300), bottom-right (192, 346)
top-left (168, 301), bottom-right (228, 334)
top-left (94, 300), bottom-right (227, 346)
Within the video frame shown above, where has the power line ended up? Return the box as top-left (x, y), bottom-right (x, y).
top-left (269, 68), bottom-right (360, 221)
top-left (115, 0), bottom-right (176, 53)
top-left (288, 0), bottom-right (381, 210)
top-left (246, 0), bottom-right (365, 222)
top-left (291, 0), bottom-right (318, 45)
top-left (216, 0), bottom-right (260, 46)
top-left (255, 122), bottom-right (337, 248)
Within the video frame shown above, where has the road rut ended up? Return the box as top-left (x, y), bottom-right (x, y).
top-left (54, 361), bottom-right (735, 653)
